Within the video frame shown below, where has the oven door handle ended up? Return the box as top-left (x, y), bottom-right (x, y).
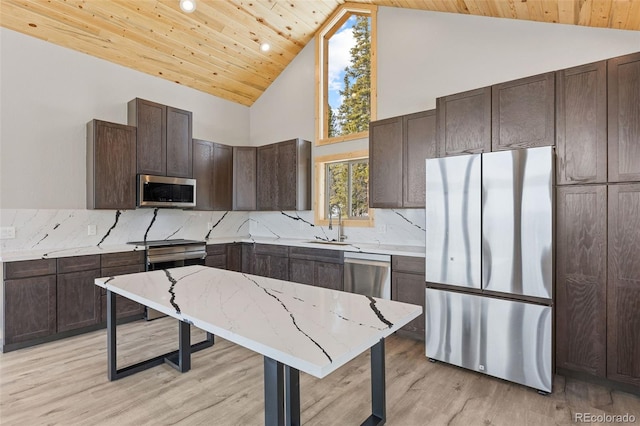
top-left (147, 251), bottom-right (207, 264)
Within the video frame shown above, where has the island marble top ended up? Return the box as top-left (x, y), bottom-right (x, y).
top-left (95, 265), bottom-right (422, 378)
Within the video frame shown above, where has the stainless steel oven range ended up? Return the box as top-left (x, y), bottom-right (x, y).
top-left (127, 239), bottom-right (207, 320)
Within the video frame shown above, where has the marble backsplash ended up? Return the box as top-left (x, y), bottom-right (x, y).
top-left (0, 207), bottom-right (425, 256)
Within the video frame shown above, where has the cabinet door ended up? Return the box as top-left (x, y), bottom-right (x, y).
top-left (270, 256), bottom-right (289, 281)
top-left (391, 272), bottom-right (425, 340)
top-left (608, 52), bottom-right (640, 183)
top-left (404, 110), bottom-right (436, 207)
top-left (166, 106), bottom-right (193, 178)
top-left (556, 185), bottom-right (607, 377)
top-left (436, 87), bottom-right (491, 157)
top-left (369, 116), bottom-right (403, 208)
top-left (289, 258), bottom-right (314, 285)
top-left (607, 183), bottom-right (640, 386)
top-left (276, 139), bottom-right (298, 210)
top-left (226, 243), bottom-right (243, 272)
top-left (556, 62), bottom-right (607, 185)
top-left (87, 120), bottom-right (137, 210)
top-left (257, 144), bottom-right (278, 210)
top-left (315, 262), bottom-right (343, 291)
top-left (129, 98), bottom-right (166, 176)
top-left (57, 269), bottom-right (102, 332)
top-left (492, 72), bottom-right (555, 151)
top-left (4, 275), bottom-right (56, 344)
top-left (212, 143), bottom-right (233, 210)
top-left (193, 139), bottom-right (215, 210)
top-left (233, 147), bottom-right (257, 211)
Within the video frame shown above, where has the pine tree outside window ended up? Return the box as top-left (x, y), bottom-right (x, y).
top-left (316, 4), bottom-right (377, 145)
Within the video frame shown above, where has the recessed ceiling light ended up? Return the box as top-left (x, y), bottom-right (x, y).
top-left (260, 43), bottom-right (270, 52)
top-left (180, 0), bottom-right (196, 13)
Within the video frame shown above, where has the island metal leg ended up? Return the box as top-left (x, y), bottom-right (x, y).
top-left (263, 338), bottom-right (386, 426)
top-left (107, 290), bottom-right (214, 381)
top-left (264, 358), bottom-right (301, 426)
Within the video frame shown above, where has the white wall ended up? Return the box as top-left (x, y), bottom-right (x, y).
top-left (250, 7), bottom-right (640, 142)
top-left (377, 8), bottom-right (640, 118)
top-left (0, 28), bottom-right (250, 209)
top-left (249, 41), bottom-right (316, 145)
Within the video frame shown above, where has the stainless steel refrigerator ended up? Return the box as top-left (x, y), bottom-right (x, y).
top-left (425, 146), bottom-right (553, 393)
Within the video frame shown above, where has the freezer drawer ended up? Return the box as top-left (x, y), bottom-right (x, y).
top-left (425, 288), bottom-right (552, 393)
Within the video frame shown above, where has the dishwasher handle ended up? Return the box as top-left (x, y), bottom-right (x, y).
top-left (343, 258), bottom-right (391, 269)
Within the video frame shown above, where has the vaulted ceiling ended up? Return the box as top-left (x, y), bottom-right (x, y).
top-left (2, 1), bottom-right (639, 106)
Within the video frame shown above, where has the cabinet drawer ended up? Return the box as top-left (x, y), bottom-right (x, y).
top-left (392, 256), bottom-right (425, 274)
top-left (254, 244), bottom-right (289, 257)
top-left (289, 246), bottom-right (343, 264)
top-left (57, 255), bottom-right (101, 274)
top-left (206, 244), bottom-right (227, 256)
top-left (101, 251), bottom-right (145, 268)
top-left (4, 258), bottom-right (57, 279)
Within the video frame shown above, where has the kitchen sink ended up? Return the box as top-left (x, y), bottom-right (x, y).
top-left (306, 239), bottom-right (351, 246)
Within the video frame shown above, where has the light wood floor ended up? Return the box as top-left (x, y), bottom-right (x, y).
top-left (1, 318), bottom-right (638, 425)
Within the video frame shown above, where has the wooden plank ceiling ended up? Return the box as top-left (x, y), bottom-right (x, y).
top-left (1, 1), bottom-right (639, 106)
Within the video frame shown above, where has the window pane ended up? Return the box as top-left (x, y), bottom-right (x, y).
top-left (327, 162), bottom-right (348, 218)
top-left (350, 161), bottom-right (369, 217)
top-left (327, 15), bottom-right (371, 138)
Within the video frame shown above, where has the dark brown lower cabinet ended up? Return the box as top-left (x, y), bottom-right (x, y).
top-left (57, 269), bottom-right (102, 332)
top-left (205, 244), bottom-right (227, 269)
top-left (289, 258), bottom-right (343, 291)
top-left (226, 244), bottom-right (243, 272)
top-left (556, 185), bottom-right (607, 377)
top-left (255, 254), bottom-right (289, 280)
top-left (100, 253), bottom-right (146, 322)
top-left (391, 256), bottom-right (425, 340)
top-left (4, 275), bottom-right (57, 345)
top-left (607, 183), bottom-right (640, 387)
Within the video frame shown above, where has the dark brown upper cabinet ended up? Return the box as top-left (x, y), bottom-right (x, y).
top-left (370, 110), bottom-right (436, 209)
top-left (608, 52), bottom-right (640, 183)
top-left (492, 72), bottom-right (555, 151)
top-left (233, 146), bottom-right (257, 211)
top-left (607, 183), bottom-right (640, 387)
top-left (370, 116), bottom-right (403, 208)
top-left (556, 185), bottom-right (607, 378)
top-left (404, 110), bottom-right (437, 207)
top-left (86, 120), bottom-right (137, 210)
top-left (436, 87), bottom-right (491, 157)
top-left (193, 139), bottom-right (233, 210)
top-left (128, 98), bottom-right (193, 178)
top-left (556, 61), bottom-right (607, 185)
top-left (256, 139), bottom-right (311, 211)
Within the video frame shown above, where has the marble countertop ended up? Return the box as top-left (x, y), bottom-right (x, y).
top-left (95, 265), bottom-right (422, 378)
top-left (0, 237), bottom-right (424, 263)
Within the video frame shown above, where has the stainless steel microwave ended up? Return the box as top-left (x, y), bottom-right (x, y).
top-left (137, 174), bottom-right (196, 208)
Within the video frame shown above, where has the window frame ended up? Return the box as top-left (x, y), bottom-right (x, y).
top-left (315, 4), bottom-right (377, 146)
top-left (314, 150), bottom-right (374, 228)
top-left (325, 158), bottom-right (370, 220)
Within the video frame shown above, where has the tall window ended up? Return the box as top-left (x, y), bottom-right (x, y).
top-left (316, 4), bottom-right (377, 145)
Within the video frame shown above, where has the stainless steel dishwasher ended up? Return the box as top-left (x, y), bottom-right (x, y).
top-left (343, 252), bottom-right (391, 299)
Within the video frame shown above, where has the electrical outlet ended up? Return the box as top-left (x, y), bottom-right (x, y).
top-left (378, 224), bottom-right (387, 234)
top-left (0, 227), bottom-right (16, 239)
top-left (87, 224), bottom-right (97, 236)
top-left (207, 222), bottom-right (213, 230)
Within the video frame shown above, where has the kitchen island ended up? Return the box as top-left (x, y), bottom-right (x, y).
top-left (95, 265), bottom-right (421, 425)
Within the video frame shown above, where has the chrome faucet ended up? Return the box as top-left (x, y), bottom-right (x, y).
top-left (328, 204), bottom-right (347, 242)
